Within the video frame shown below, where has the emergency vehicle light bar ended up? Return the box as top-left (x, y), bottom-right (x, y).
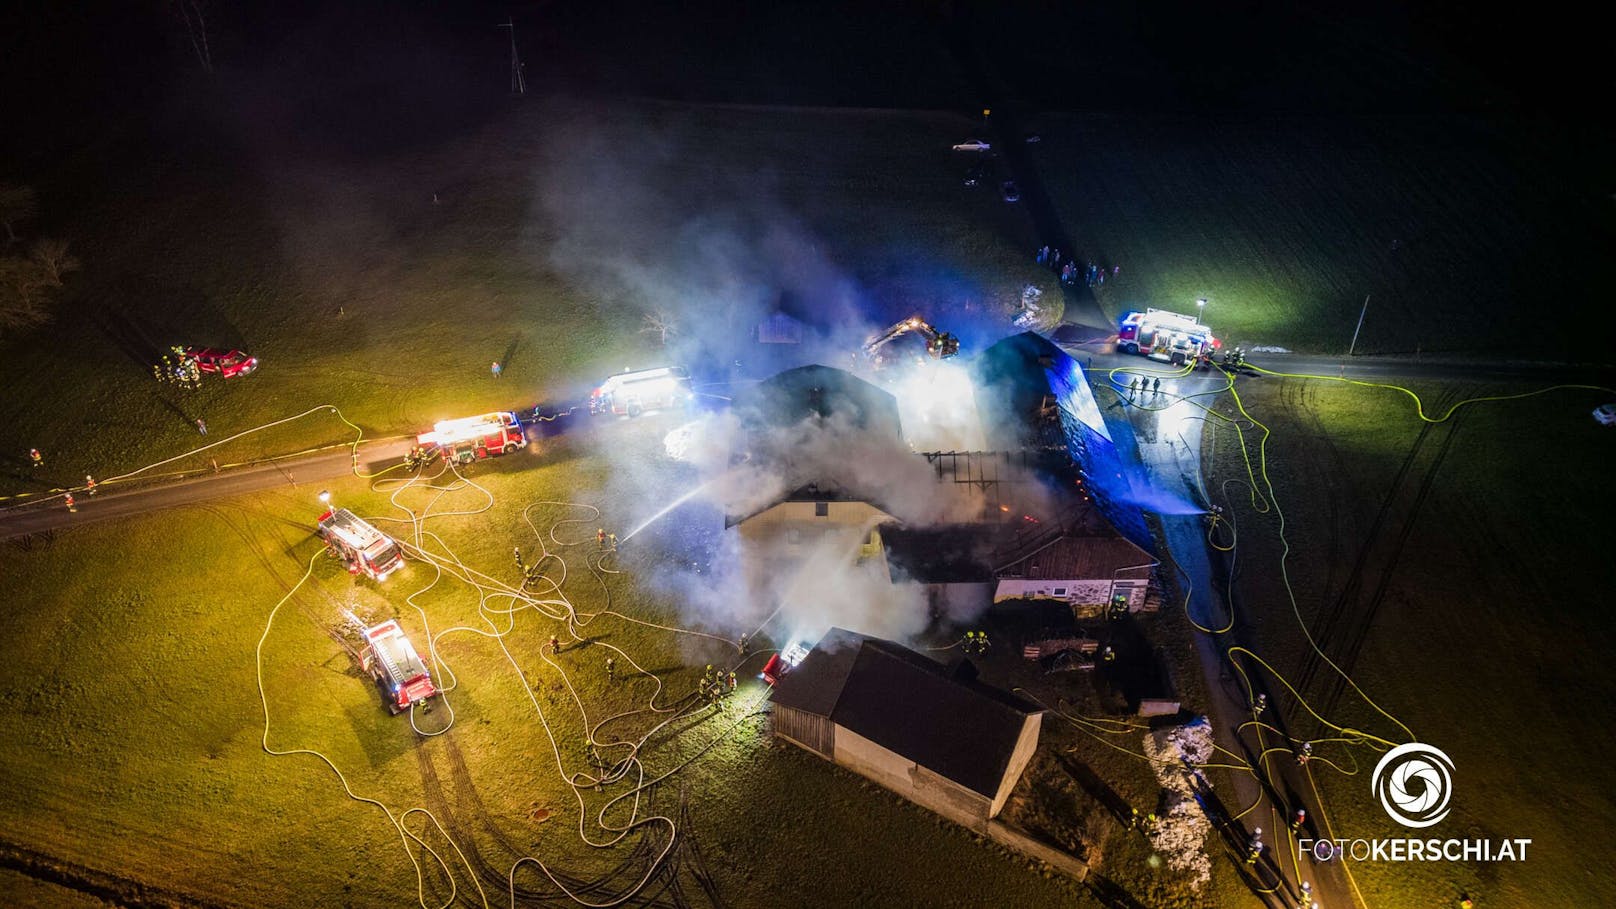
top-left (417, 413), bottom-right (516, 446)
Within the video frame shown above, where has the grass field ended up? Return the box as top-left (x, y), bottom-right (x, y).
top-left (0, 94), bottom-right (1052, 499)
top-left (1201, 372), bottom-right (1616, 906)
top-left (1032, 114), bottom-right (1616, 356)
top-left (0, 423), bottom-right (1110, 907)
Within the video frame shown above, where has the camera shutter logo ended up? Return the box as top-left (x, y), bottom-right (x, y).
top-left (1372, 742), bottom-right (1455, 828)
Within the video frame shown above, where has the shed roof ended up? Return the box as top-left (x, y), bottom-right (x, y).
top-left (772, 628), bottom-right (1043, 798)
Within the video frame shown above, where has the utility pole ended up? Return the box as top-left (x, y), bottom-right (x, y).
top-left (498, 17), bottom-right (526, 95)
top-left (1346, 294), bottom-right (1370, 357)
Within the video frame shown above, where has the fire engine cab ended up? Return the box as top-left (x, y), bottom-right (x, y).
top-left (360, 619), bottom-right (437, 714)
top-left (590, 367), bottom-right (694, 417)
top-left (762, 641), bottom-right (813, 685)
top-left (317, 508), bottom-right (405, 582)
top-left (416, 412), bottom-right (526, 465)
top-left (1117, 309), bottom-right (1220, 365)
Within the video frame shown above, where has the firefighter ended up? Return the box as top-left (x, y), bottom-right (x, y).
top-left (549, 634), bottom-right (561, 654)
top-left (727, 671), bottom-right (736, 691)
top-left (1292, 808), bottom-right (1307, 832)
top-left (597, 528), bottom-right (606, 549)
top-left (1298, 741), bottom-right (1313, 765)
top-left (491, 360), bottom-right (502, 378)
top-left (85, 475), bottom-right (97, 496)
top-left (738, 633), bottom-right (749, 652)
top-left (608, 533), bottom-right (617, 551)
top-left (1247, 827), bottom-right (1263, 865)
top-left (1128, 807), bottom-right (1139, 830)
top-left (1254, 693), bottom-right (1267, 715)
top-left (1459, 898), bottom-right (1474, 909)
top-left (29, 448), bottom-right (43, 468)
top-left (195, 418), bottom-right (208, 435)
top-left (1102, 645), bottom-right (1116, 663)
top-left (513, 546), bottom-right (525, 570)
top-left (64, 492), bottom-right (76, 513)
top-left (606, 657), bottom-right (616, 681)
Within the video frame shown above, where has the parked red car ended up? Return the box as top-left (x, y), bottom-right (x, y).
top-left (184, 347), bottom-right (259, 377)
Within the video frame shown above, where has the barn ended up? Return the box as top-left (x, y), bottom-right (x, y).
top-left (770, 628), bottom-right (1045, 830)
top-left (973, 332), bottom-right (1154, 552)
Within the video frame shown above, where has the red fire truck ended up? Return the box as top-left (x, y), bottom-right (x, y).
top-left (360, 619), bottom-right (437, 714)
top-left (1116, 309), bottom-right (1220, 365)
top-left (416, 412), bottom-right (527, 465)
top-left (762, 641), bottom-right (813, 685)
top-left (317, 508), bottom-right (405, 582)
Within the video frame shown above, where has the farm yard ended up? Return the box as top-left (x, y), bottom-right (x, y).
top-left (0, 427), bottom-right (1108, 908)
top-left (3, 1), bottom-right (1614, 906)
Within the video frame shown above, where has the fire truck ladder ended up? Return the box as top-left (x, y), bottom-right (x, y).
top-left (370, 631), bottom-right (409, 687)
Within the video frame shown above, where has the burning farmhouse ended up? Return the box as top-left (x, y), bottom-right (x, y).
top-left (719, 335), bottom-right (1159, 641)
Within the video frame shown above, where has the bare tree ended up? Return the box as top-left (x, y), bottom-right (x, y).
top-left (0, 258), bottom-right (57, 337)
top-left (170, 0), bottom-right (215, 74)
top-left (0, 184), bottom-right (37, 246)
top-left (30, 239), bottom-right (80, 286)
top-left (640, 309), bottom-right (679, 346)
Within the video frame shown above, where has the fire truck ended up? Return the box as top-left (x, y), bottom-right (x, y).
top-left (589, 367), bottom-right (693, 417)
top-left (416, 412), bottom-right (526, 465)
top-left (1116, 309), bottom-right (1219, 365)
top-left (762, 641), bottom-right (813, 685)
top-left (317, 508), bottom-right (405, 582)
top-left (360, 619), bottom-right (437, 714)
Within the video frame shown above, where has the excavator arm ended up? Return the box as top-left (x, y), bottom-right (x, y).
top-left (863, 316), bottom-right (960, 360)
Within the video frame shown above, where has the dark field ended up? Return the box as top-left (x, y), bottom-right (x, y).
top-left (1204, 374), bottom-right (1616, 907)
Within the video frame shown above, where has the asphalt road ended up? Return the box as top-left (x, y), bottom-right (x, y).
top-left (0, 440), bottom-right (414, 541)
top-left (1112, 372), bottom-right (1357, 909)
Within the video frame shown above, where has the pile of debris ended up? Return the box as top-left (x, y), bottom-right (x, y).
top-left (1140, 717), bottom-right (1215, 892)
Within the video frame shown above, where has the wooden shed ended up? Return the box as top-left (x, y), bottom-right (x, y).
top-left (770, 628), bottom-right (1044, 830)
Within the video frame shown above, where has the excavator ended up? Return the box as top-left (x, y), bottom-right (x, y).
top-left (862, 316), bottom-right (961, 365)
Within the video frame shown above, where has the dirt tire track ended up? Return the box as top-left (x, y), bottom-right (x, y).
top-left (0, 838), bottom-right (231, 909)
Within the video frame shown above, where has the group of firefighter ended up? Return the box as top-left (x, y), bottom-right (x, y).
top-left (152, 346), bottom-right (203, 390)
top-left (1199, 345), bottom-right (1246, 371)
top-left (698, 664), bottom-right (737, 704)
top-left (29, 447), bottom-right (100, 513)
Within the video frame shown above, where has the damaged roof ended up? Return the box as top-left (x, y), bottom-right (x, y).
top-left (1002, 533), bottom-right (1155, 580)
top-left (735, 364), bottom-right (902, 440)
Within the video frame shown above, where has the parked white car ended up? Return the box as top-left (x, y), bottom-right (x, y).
top-left (952, 139), bottom-right (991, 152)
top-left (1594, 403), bottom-right (1616, 425)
